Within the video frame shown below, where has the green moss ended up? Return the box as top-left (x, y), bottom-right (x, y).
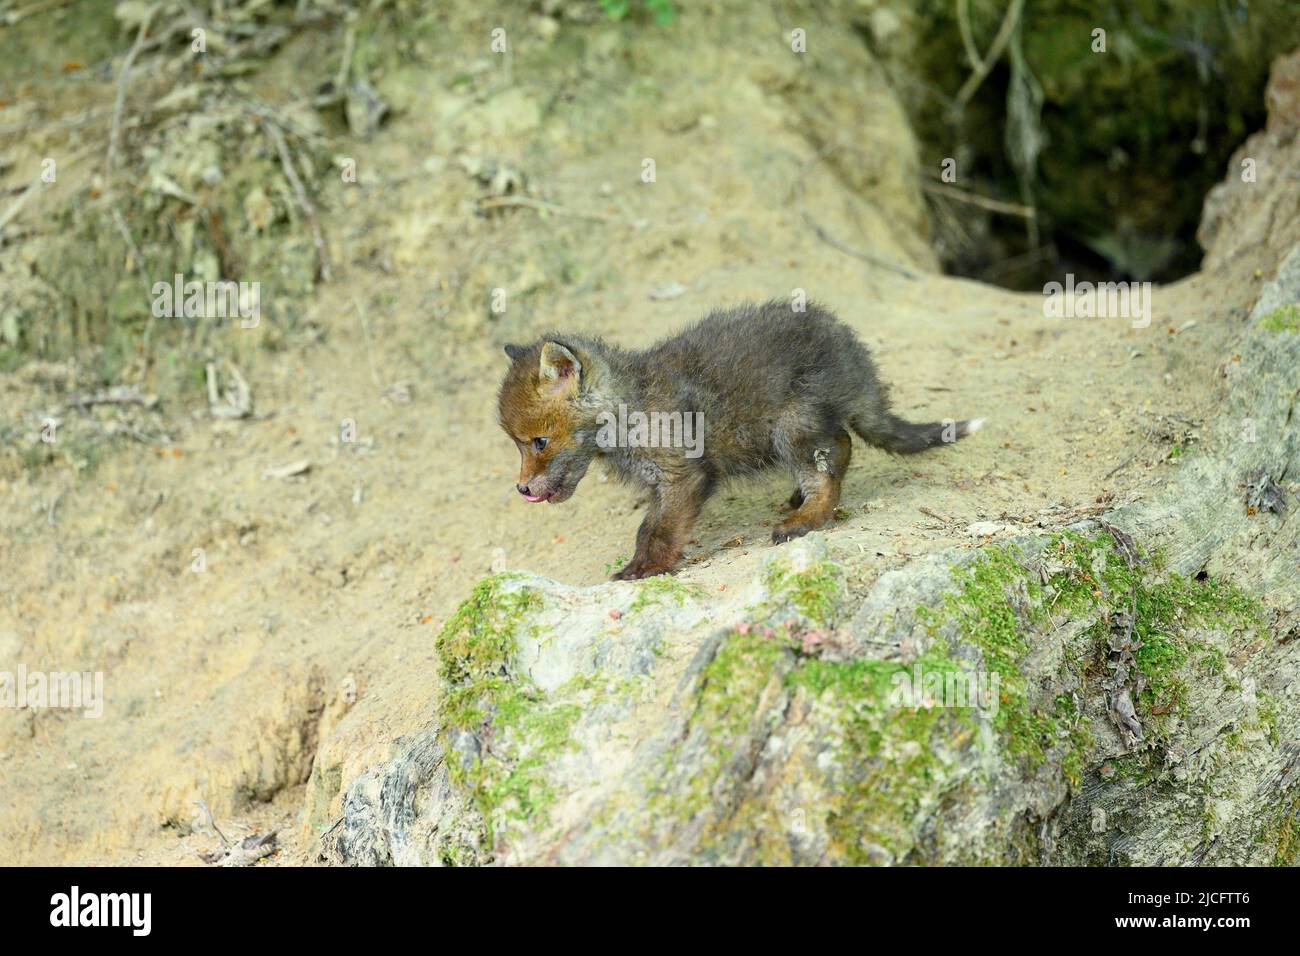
top-left (435, 575), bottom-right (578, 846)
top-left (1108, 751), bottom-right (1160, 783)
top-left (1044, 530), bottom-right (1144, 611)
top-left (1253, 786), bottom-right (1300, 866)
top-left (763, 558), bottom-right (842, 624)
top-left (1122, 566), bottom-right (1261, 727)
top-left (1259, 304), bottom-right (1300, 333)
top-left (654, 624), bottom-right (991, 864)
top-left (695, 632), bottom-right (790, 736)
top-left (435, 575), bottom-right (664, 853)
top-left (649, 630), bottom-right (793, 822)
top-left (1053, 693), bottom-right (1092, 789)
top-left (930, 543), bottom-right (1063, 768)
top-left (923, 530), bottom-right (1264, 775)
top-left (786, 649), bottom-right (979, 864)
top-left (1274, 799), bottom-right (1300, 867)
top-left (788, 656), bottom-right (919, 699)
top-left (436, 574), bottom-right (539, 688)
top-left (628, 575), bottom-right (703, 614)
top-left (599, 0), bottom-right (677, 26)
top-left (456, 683), bottom-right (583, 834)
top-left (1257, 693), bottom-right (1280, 747)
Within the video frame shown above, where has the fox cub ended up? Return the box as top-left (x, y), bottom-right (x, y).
top-left (498, 300), bottom-right (981, 580)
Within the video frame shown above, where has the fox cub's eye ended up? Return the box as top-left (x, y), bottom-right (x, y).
top-left (532, 437), bottom-right (549, 452)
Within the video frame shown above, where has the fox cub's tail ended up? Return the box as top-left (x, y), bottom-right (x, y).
top-left (851, 413), bottom-right (984, 454)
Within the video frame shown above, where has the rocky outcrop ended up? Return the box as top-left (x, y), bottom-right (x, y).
top-left (317, 242), bottom-right (1299, 863)
top-left (1198, 47), bottom-right (1300, 274)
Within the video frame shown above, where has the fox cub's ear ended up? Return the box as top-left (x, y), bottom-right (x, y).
top-left (539, 342), bottom-right (581, 394)
top-left (504, 343), bottom-right (528, 361)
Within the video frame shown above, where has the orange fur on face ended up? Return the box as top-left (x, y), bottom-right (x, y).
top-left (498, 353), bottom-right (579, 487)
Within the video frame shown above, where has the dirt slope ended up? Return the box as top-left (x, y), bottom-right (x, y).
top-left (0, 3), bottom-right (1286, 864)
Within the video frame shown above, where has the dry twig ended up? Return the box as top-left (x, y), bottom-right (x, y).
top-left (105, 7), bottom-right (156, 186)
top-left (786, 143), bottom-right (919, 280)
top-left (476, 194), bottom-right (622, 223)
top-left (953, 0), bottom-right (1026, 112)
top-left (922, 180), bottom-right (1035, 218)
top-left (262, 118), bottom-right (332, 281)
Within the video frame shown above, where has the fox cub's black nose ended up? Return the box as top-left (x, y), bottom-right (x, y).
top-left (517, 483), bottom-right (530, 496)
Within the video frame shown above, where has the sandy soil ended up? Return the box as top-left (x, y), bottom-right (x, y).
top-left (0, 3), bottom-right (1273, 865)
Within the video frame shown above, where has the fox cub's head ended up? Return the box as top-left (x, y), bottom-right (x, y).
top-left (498, 339), bottom-right (604, 504)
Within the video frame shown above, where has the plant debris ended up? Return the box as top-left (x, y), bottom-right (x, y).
top-left (1245, 469), bottom-right (1289, 515)
top-left (200, 831), bottom-right (278, 867)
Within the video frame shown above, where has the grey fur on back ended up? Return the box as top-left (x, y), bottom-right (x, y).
top-left (576, 299), bottom-right (971, 479)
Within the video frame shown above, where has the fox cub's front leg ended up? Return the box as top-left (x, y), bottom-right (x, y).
top-left (614, 474), bottom-right (711, 580)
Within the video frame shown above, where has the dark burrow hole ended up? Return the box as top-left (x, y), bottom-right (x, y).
top-left (859, 2), bottom-right (1300, 291)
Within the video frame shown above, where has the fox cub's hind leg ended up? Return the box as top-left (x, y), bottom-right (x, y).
top-left (773, 431), bottom-right (852, 544)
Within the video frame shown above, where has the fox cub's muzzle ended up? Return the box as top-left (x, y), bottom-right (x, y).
top-left (515, 458), bottom-right (574, 503)
top-left (516, 478), bottom-right (554, 502)
top-left (515, 444), bottom-right (591, 503)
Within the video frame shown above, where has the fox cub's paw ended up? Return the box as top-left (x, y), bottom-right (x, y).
top-left (613, 559), bottom-right (676, 580)
top-left (772, 522), bottom-right (813, 545)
